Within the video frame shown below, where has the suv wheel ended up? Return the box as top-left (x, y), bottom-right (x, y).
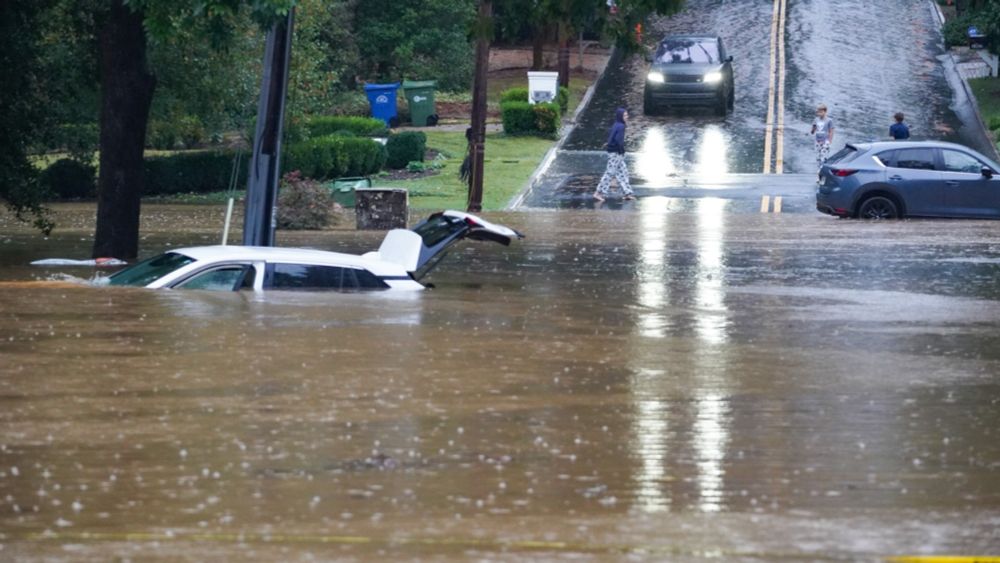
top-left (857, 196), bottom-right (900, 219)
top-left (714, 93), bottom-right (728, 116)
top-left (727, 85), bottom-right (735, 110)
top-left (643, 91), bottom-right (657, 116)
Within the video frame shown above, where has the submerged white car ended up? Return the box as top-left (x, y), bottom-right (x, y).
top-left (104, 211), bottom-right (523, 292)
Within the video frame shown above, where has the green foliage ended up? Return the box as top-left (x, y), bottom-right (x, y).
top-left (500, 86), bottom-right (569, 112)
top-left (500, 87), bottom-right (530, 103)
top-left (989, 115), bottom-right (1000, 131)
top-left (533, 102), bottom-right (561, 135)
top-left (406, 158), bottom-right (445, 173)
top-left (305, 116), bottom-right (389, 138)
top-left (943, 11), bottom-right (986, 47)
top-left (147, 120), bottom-right (180, 150)
top-left (276, 171), bottom-right (338, 230)
top-left (501, 100), bottom-right (537, 134)
top-left (385, 131), bottom-right (427, 169)
top-left (355, 0), bottom-right (476, 91)
top-left (39, 158), bottom-right (96, 200)
top-left (282, 135), bottom-right (386, 179)
top-left (501, 100), bottom-right (561, 137)
top-left (144, 150), bottom-right (247, 196)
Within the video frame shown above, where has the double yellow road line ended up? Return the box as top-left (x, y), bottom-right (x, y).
top-left (763, 0), bottom-right (788, 174)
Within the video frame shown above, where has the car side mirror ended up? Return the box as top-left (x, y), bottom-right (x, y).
top-left (726, 55), bottom-right (734, 62)
top-left (982, 166), bottom-right (994, 178)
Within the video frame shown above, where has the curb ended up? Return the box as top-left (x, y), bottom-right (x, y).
top-left (932, 0), bottom-right (1000, 162)
top-left (506, 49), bottom-right (619, 209)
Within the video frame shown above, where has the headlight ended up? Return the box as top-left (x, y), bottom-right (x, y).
top-left (703, 71), bottom-right (723, 83)
top-left (647, 71), bottom-right (665, 84)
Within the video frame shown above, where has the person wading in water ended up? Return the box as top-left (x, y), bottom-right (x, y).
top-left (594, 107), bottom-right (636, 202)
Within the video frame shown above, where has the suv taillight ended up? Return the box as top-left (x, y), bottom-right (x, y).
top-left (832, 169), bottom-right (857, 177)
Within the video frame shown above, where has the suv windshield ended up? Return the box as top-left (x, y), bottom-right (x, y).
top-left (655, 39), bottom-right (719, 64)
top-left (107, 252), bottom-right (195, 286)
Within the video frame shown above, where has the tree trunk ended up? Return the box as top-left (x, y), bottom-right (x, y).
top-left (93, 0), bottom-right (155, 259)
top-left (532, 26), bottom-right (545, 70)
top-left (557, 20), bottom-right (570, 89)
top-left (467, 0), bottom-right (491, 212)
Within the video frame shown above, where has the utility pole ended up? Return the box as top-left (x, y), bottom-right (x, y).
top-left (467, 0), bottom-right (492, 212)
top-left (243, 10), bottom-right (295, 247)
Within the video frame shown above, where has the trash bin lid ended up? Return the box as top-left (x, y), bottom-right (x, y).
top-left (364, 82), bottom-right (400, 92)
top-left (403, 80), bottom-right (437, 90)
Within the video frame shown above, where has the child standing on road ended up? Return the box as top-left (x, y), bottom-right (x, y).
top-left (810, 104), bottom-right (835, 169)
top-left (889, 112), bottom-right (910, 140)
top-left (594, 107), bottom-right (636, 202)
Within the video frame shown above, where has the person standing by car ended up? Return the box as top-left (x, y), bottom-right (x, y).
top-left (889, 112), bottom-right (910, 140)
top-left (809, 104), bottom-right (835, 169)
top-left (594, 107), bottom-right (636, 202)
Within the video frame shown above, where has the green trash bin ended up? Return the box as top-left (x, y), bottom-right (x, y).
top-left (402, 80), bottom-right (438, 126)
top-left (330, 177), bottom-right (372, 208)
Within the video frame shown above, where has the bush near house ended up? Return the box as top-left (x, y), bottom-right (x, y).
top-left (283, 135), bottom-right (387, 179)
top-left (499, 85), bottom-right (569, 112)
top-left (144, 150), bottom-right (246, 196)
top-left (304, 115), bottom-right (388, 138)
top-left (385, 131), bottom-right (427, 169)
top-left (276, 171), bottom-right (340, 230)
top-left (39, 158), bottom-right (96, 200)
top-left (501, 100), bottom-right (560, 137)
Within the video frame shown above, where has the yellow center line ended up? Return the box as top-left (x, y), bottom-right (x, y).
top-left (762, 0), bottom-right (780, 174)
top-left (774, 0), bottom-right (787, 174)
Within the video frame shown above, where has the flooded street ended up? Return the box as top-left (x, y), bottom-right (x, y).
top-left (3, 205), bottom-right (1000, 559)
top-left (526, 0), bottom-right (988, 208)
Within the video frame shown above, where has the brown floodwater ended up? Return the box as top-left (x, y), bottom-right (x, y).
top-left (2, 202), bottom-right (1000, 560)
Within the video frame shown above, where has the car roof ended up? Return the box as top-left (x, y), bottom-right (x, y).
top-left (850, 140), bottom-right (1000, 166)
top-left (660, 35), bottom-right (720, 42)
top-left (168, 245), bottom-right (376, 269)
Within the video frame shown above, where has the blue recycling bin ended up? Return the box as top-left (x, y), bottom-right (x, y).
top-left (363, 83), bottom-right (400, 128)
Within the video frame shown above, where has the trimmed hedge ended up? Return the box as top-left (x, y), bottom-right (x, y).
top-left (385, 131), bottom-right (427, 169)
top-left (39, 158), bottom-right (96, 200)
top-left (499, 85), bottom-right (570, 113)
top-left (282, 135), bottom-right (387, 179)
top-left (277, 171), bottom-right (337, 230)
top-left (501, 101), bottom-right (560, 137)
top-left (144, 150), bottom-right (246, 196)
top-left (142, 136), bottom-right (386, 196)
top-left (305, 115), bottom-right (388, 138)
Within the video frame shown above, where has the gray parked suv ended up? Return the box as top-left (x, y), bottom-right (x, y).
top-left (815, 141), bottom-right (1000, 219)
top-left (644, 35), bottom-right (735, 116)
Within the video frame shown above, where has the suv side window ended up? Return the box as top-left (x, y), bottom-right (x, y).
top-left (266, 263), bottom-right (388, 291)
top-left (893, 148), bottom-right (936, 170)
top-left (941, 150), bottom-right (984, 174)
top-left (874, 150), bottom-right (896, 166)
top-left (175, 265), bottom-right (253, 291)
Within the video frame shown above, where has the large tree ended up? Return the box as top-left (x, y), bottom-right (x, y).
top-left (91, 0), bottom-right (295, 259)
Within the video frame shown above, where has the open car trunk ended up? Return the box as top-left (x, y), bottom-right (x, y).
top-left (365, 211), bottom-right (524, 281)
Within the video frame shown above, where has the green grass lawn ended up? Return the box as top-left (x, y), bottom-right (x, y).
top-left (969, 77), bottom-right (1000, 137)
top-left (379, 131), bottom-right (554, 210)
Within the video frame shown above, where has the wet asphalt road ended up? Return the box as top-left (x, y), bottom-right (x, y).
top-left (523, 0), bottom-right (989, 208)
top-left (2, 206), bottom-right (1000, 559)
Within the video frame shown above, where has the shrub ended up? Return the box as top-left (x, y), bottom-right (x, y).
top-left (177, 115), bottom-right (206, 149)
top-left (47, 123), bottom-right (98, 160)
top-left (39, 158), bottom-right (96, 200)
top-left (501, 101), bottom-right (537, 135)
top-left (144, 150), bottom-right (246, 196)
top-left (305, 115), bottom-right (388, 138)
top-left (147, 120), bottom-right (179, 150)
top-left (989, 115), bottom-right (1000, 131)
top-left (282, 135), bottom-right (386, 179)
top-left (557, 86), bottom-right (570, 113)
top-left (276, 171), bottom-right (337, 230)
top-left (500, 85), bottom-right (568, 112)
top-left (500, 87), bottom-right (529, 104)
top-left (533, 102), bottom-right (561, 136)
top-left (943, 12), bottom-right (984, 47)
top-left (502, 101), bottom-right (561, 137)
top-left (385, 131), bottom-right (427, 169)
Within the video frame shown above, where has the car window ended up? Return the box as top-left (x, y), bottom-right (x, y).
top-left (176, 265), bottom-right (252, 291)
top-left (655, 39), bottom-right (719, 64)
top-left (267, 263), bottom-right (388, 291)
top-left (893, 148), bottom-right (936, 170)
top-left (874, 150), bottom-right (896, 166)
top-left (107, 252), bottom-right (196, 287)
top-left (941, 150), bottom-right (984, 174)
top-left (826, 146), bottom-right (858, 165)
